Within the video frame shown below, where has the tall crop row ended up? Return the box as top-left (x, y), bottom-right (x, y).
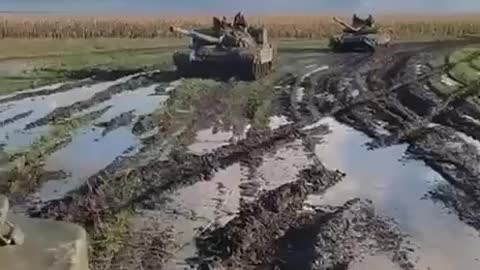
top-left (1, 14), bottom-right (480, 39)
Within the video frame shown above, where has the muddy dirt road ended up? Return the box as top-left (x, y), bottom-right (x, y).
top-left (2, 40), bottom-right (480, 270)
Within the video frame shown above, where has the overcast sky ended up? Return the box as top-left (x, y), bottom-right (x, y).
top-left (1, 0), bottom-right (480, 14)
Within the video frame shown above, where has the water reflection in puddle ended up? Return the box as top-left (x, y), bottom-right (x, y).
top-left (307, 117), bottom-right (480, 270)
top-left (39, 126), bottom-right (140, 201)
top-left (160, 138), bottom-right (312, 268)
top-left (350, 255), bottom-right (402, 270)
top-left (268, 115), bottom-right (291, 130)
top-left (77, 84), bottom-right (168, 124)
top-left (0, 76), bottom-right (135, 151)
top-left (158, 164), bottom-right (242, 269)
top-left (188, 128), bottom-right (233, 155)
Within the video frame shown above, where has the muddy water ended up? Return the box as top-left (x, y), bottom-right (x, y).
top-left (307, 117), bottom-right (480, 270)
top-left (37, 84), bottom-right (171, 201)
top-left (38, 126), bottom-right (140, 201)
top-left (161, 139), bottom-right (311, 268)
top-left (75, 83), bottom-right (168, 123)
top-left (350, 255), bottom-right (402, 270)
top-left (0, 76), bottom-right (136, 151)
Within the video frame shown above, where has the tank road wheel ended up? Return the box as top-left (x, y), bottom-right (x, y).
top-left (248, 61), bottom-right (262, 81)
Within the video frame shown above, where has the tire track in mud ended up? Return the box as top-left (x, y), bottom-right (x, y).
top-left (27, 123), bottom-right (321, 269)
top-left (195, 163), bottom-right (346, 270)
top-left (0, 110), bottom-right (33, 127)
top-left (288, 41), bottom-right (480, 233)
top-left (21, 42), bottom-right (479, 269)
top-left (24, 71), bottom-right (177, 130)
top-left (95, 110), bottom-right (136, 137)
top-left (29, 124), bottom-right (304, 217)
top-left (0, 79), bottom-right (97, 105)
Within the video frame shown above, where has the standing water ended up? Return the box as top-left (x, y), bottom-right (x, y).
top-left (307, 117), bottom-right (480, 270)
top-left (38, 81), bottom-right (172, 201)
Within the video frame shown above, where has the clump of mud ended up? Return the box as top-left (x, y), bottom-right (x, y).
top-left (269, 199), bottom-right (414, 270)
top-left (407, 125), bottom-right (480, 230)
top-left (196, 197), bottom-right (415, 270)
top-left (194, 164), bottom-right (345, 269)
top-left (0, 110), bottom-right (33, 127)
top-left (95, 110), bottom-right (136, 136)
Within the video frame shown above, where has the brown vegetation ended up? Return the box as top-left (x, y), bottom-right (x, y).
top-left (0, 13), bottom-right (480, 40)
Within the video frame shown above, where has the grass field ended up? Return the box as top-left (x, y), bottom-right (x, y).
top-left (0, 38), bottom-right (183, 95)
top-left (0, 38), bottom-right (328, 95)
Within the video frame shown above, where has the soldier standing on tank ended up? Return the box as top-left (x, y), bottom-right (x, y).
top-left (233, 11), bottom-right (248, 32)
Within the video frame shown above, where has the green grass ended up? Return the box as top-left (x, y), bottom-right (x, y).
top-left (446, 47), bottom-right (480, 85)
top-left (0, 38), bottom-right (183, 96)
top-left (0, 38), bottom-right (183, 60)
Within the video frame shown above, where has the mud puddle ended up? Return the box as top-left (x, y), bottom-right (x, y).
top-left (0, 76), bottom-right (135, 152)
top-left (188, 128), bottom-right (235, 154)
top-left (307, 117), bottom-right (480, 270)
top-left (157, 137), bottom-right (312, 268)
top-left (350, 255), bottom-right (403, 270)
top-left (76, 83), bottom-right (169, 124)
top-left (38, 126), bottom-right (140, 201)
top-left (36, 88), bottom-right (170, 200)
top-left (188, 123), bottom-right (251, 155)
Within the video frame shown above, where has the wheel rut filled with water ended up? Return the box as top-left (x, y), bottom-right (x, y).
top-left (2, 40), bottom-right (480, 270)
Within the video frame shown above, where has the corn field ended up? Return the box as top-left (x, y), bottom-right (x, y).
top-left (1, 13), bottom-right (480, 40)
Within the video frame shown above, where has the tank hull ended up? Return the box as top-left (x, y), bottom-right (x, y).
top-left (329, 33), bottom-right (391, 52)
top-left (172, 47), bottom-right (274, 80)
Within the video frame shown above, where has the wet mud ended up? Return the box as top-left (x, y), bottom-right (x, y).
top-left (0, 110), bottom-right (33, 127)
top-left (95, 110), bottom-right (136, 136)
top-left (194, 163), bottom-right (345, 269)
top-left (3, 39), bottom-right (480, 270)
top-left (0, 79), bottom-right (97, 105)
top-left (280, 41), bottom-right (480, 234)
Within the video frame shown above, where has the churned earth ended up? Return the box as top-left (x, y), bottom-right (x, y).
top-left (1, 38), bottom-right (480, 270)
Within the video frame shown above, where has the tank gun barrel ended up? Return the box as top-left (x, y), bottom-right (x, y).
top-left (169, 26), bottom-right (222, 44)
top-left (333, 17), bottom-right (360, 32)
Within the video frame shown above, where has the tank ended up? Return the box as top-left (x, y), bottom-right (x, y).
top-left (0, 195), bottom-right (89, 270)
top-left (329, 17), bottom-right (391, 52)
top-left (170, 25), bottom-right (277, 80)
